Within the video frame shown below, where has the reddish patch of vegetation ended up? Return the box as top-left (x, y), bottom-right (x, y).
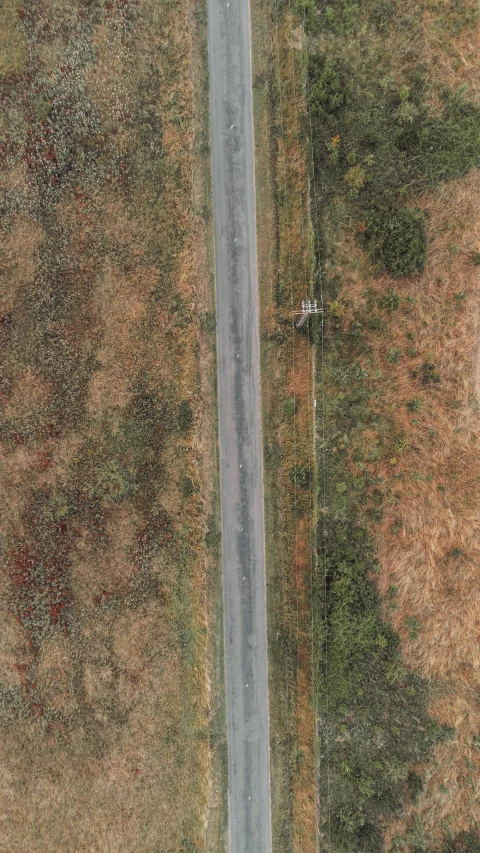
top-left (10, 524), bottom-right (73, 645)
top-left (92, 589), bottom-right (113, 606)
top-left (35, 450), bottom-right (53, 472)
top-left (13, 662), bottom-right (29, 686)
top-left (12, 546), bottom-right (36, 590)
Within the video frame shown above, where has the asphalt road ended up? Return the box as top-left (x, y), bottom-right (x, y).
top-left (206, 1), bottom-right (273, 852)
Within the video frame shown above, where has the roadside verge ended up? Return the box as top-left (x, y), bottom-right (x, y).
top-left (188, 0), bottom-right (228, 849)
top-left (249, 2), bottom-right (317, 851)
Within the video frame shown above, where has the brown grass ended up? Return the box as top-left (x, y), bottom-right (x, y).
top-left (0, 0), bottom-right (26, 76)
top-left (335, 169), bottom-right (480, 844)
top-left (0, 0), bottom-right (214, 850)
top-left (420, 1), bottom-right (480, 104)
top-left (0, 216), bottom-right (43, 315)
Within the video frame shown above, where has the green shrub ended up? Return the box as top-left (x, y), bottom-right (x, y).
top-left (406, 397), bottom-right (423, 412)
top-left (407, 771), bottom-right (424, 801)
top-left (289, 464), bottom-right (309, 488)
top-left (344, 164), bottom-right (366, 197)
top-left (420, 94), bottom-right (480, 186)
top-left (179, 476), bottom-right (194, 497)
top-left (405, 615), bottom-right (422, 639)
top-left (420, 361), bottom-right (440, 385)
top-left (367, 314), bottom-right (383, 331)
top-left (386, 348), bottom-right (402, 364)
top-left (309, 55), bottom-right (353, 118)
top-left (371, 0), bottom-right (395, 32)
top-left (379, 288), bottom-right (400, 312)
top-left (448, 547), bottom-right (467, 559)
top-left (365, 206), bottom-right (427, 278)
top-left (178, 400), bottom-right (193, 432)
top-left (282, 397), bottom-right (297, 417)
top-left (94, 459), bottom-right (133, 503)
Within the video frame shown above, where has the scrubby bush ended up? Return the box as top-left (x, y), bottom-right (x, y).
top-left (379, 288), bottom-right (400, 312)
top-left (365, 205), bottom-right (427, 278)
top-left (282, 397), bottom-right (297, 417)
top-left (178, 400), bottom-right (193, 432)
top-left (179, 476), bottom-right (194, 497)
top-left (289, 464), bottom-right (309, 488)
top-left (309, 55), bottom-right (353, 118)
top-left (386, 347), bottom-right (402, 364)
top-left (420, 361), bottom-right (440, 385)
top-left (406, 397), bottom-right (423, 412)
top-left (421, 93), bottom-right (480, 186)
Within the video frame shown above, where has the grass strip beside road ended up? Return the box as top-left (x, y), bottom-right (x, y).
top-left (250, 2), bottom-right (317, 852)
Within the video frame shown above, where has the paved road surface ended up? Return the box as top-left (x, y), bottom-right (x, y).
top-left (206, 1), bottom-right (273, 852)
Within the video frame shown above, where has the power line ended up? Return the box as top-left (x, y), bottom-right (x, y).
top-left (302, 15), bottom-right (332, 850)
top-left (269, 4), bottom-right (326, 852)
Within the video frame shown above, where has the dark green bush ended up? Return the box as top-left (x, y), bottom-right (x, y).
top-left (367, 314), bottom-right (384, 331)
top-left (371, 0), bottom-right (395, 32)
top-left (309, 55), bottom-right (353, 118)
top-left (289, 464), bottom-right (309, 488)
top-left (406, 771), bottom-right (424, 801)
top-left (178, 400), bottom-right (193, 432)
top-left (282, 397), bottom-right (297, 417)
top-left (379, 288), bottom-right (400, 312)
top-left (420, 361), bottom-right (440, 385)
top-left (421, 94), bottom-right (480, 186)
top-left (179, 476), bottom-right (194, 497)
top-left (406, 397), bottom-right (423, 412)
top-left (386, 347), bottom-right (402, 364)
top-left (365, 206), bottom-right (427, 278)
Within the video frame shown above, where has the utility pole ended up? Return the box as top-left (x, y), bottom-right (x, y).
top-left (293, 298), bottom-right (324, 329)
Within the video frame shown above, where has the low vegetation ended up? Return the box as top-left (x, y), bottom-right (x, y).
top-left (0, 0), bottom-right (218, 850)
top-left (305, 0), bottom-right (480, 850)
top-left (250, 0), bottom-right (317, 850)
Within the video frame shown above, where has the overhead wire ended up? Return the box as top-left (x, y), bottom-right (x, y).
top-left (301, 10), bottom-right (332, 849)
top-left (269, 1), bottom-right (327, 850)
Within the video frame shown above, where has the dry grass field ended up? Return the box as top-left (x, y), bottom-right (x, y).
top-left (330, 168), bottom-right (480, 848)
top-left (0, 1), bottom-right (219, 851)
top-left (342, 171), bottom-right (480, 838)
